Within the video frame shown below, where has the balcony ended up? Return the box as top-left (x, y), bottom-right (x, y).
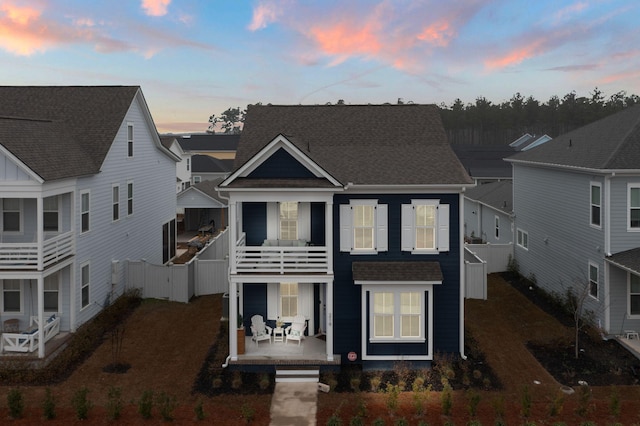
top-left (233, 234), bottom-right (329, 274)
top-left (0, 231), bottom-right (74, 270)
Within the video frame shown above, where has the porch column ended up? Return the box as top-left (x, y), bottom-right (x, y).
top-left (229, 202), bottom-right (237, 274)
top-left (36, 196), bottom-right (44, 271)
top-left (37, 276), bottom-right (45, 358)
top-left (229, 279), bottom-right (238, 361)
top-left (326, 279), bottom-right (334, 361)
top-left (325, 201), bottom-right (333, 274)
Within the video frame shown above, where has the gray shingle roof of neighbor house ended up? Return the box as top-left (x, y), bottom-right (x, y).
top-left (189, 178), bottom-right (228, 203)
top-left (452, 145), bottom-right (516, 179)
top-left (607, 248), bottom-right (640, 275)
top-left (507, 104), bottom-right (640, 170)
top-left (0, 86), bottom-right (142, 181)
top-left (234, 104), bottom-right (473, 186)
top-left (464, 180), bottom-right (513, 214)
top-left (177, 134), bottom-right (240, 152)
top-left (191, 154), bottom-right (234, 173)
top-left (352, 261), bottom-right (443, 282)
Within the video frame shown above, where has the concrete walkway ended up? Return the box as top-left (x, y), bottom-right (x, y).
top-left (269, 382), bottom-right (318, 426)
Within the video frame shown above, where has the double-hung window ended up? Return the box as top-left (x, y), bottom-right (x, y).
top-left (2, 198), bottom-right (21, 232)
top-left (280, 282), bottom-right (298, 318)
top-left (630, 274), bottom-right (640, 316)
top-left (629, 184), bottom-right (640, 230)
top-left (44, 273), bottom-right (59, 312)
top-left (81, 263), bottom-right (90, 309)
top-left (43, 196), bottom-right (59, 232)
top-left (371, 289), bottom-right (423, 341)
top-left (279, 202), bottom-right (298, 240)
top-left (81, 191), bottom-right (90, 233)
top-left (127, 123), bottom-right (134, 158)
top-left (340, 200), bottom-right (387, 253)
top-left (589, 262), bottom-right (599, 299)
top-left (112, 185), bottom-right (120, 221)
top-left (401, 200), bottom-right (449, 253)
top-left (127, 181), bottom-right (134, 216)
top-left (494, 216), bottom-right (500, 240)
top-left (517, 228), bottom-right (528, 249)
top-left (591, 183), bottom-right (601, 227)
top-left (2, 280), bottom-right (21, 313)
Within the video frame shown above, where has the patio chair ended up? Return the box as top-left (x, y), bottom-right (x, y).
top-left (285, 315), bottom-right (307, 346)
top-left (250, 315), bottom-right (272, 346)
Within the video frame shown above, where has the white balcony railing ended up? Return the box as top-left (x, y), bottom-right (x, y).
top-left (0, 232), bottom-right (74, 270)
top-left (235, 245), bottom-right (329, 274)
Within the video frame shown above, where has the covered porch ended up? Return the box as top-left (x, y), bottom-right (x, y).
top-left (233, 334), bottom-right (340, 366)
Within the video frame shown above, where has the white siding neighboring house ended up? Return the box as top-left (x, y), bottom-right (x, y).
top-left (464, 180), bottom-right (513, 244)
top-left (0, 86), bottom-right (179, 358)
top-left (160, 136), bottom-right (192, 193)
top-left (506, 105), bottom-right (640, 337)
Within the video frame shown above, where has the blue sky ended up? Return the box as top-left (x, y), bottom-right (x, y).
top-left (1, 0), bottom-right (639, 133)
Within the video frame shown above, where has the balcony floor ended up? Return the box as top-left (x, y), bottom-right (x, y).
top-left (232, 334), bottom-right (340, 366)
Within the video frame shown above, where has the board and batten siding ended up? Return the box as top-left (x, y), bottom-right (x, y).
top-left (73, 95), bottom-right (177, 328)
top-left (513, 164), bottom-right (606, 321)
top-left (0, 151), bottom-right (35, 181)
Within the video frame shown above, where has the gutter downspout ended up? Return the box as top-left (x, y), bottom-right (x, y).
top-left (215, 187), bottom-right (234, 365)
top-left (459, 192), bottom-right (467, 360)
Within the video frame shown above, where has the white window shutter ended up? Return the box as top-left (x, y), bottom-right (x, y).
top-left (401, 204), bottom-right (415, 251)
top-left (299, 284), bottom-right (312, 318)
top-left (267, 202), bottom-right (278, 240)
top-left (339, 204), bottom-right (352, 252)
top-left (267, 283), bottom-right (278, 320)
top-left (298, 202), bottom-right (311, 240)
top-left (376, 204), bottom-right (388, 251)
top-left (438, 204), bottom-right (450, 252)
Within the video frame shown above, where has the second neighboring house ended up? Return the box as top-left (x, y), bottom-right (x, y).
top-left (218, 104), bottom-right (473, 369)
top-left (0, 86), bottom-right (179, 357)
top-left (160, 135), bottom-right (192, 193)
top-left (464, 180), bottom-right (513, 245)
top-left (506, 105), bottom-right (640, 337)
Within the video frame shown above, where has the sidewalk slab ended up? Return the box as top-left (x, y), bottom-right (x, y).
top-left (270, 382), bottom-right (317, 426)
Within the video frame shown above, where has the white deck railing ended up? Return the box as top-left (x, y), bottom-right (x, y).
top-left (0, 232), bottom-right (74, 270)
top-left (235, 245), bottom-right (329, 274)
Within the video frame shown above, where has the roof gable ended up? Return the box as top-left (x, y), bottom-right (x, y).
top-left (248, 148), bottom-right (317, 179)
top-left (233, 104), bottom-right (472, 186)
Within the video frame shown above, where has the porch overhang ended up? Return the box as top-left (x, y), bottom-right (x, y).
top-left (606, 248), bottom-right (640, 275)
top-left (352, 261), bottom-right (443, 285)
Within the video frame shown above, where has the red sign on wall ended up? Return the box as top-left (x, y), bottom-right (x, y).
top-left (347, 351), bottom-right (357, 361)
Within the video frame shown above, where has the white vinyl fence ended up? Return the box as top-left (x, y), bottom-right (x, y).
top-left (126, 229), bottom-right (229, 303)
top-left (465, 247), bottom-right (487, 300)
top-left (465, 243), bottom-right (513, 274)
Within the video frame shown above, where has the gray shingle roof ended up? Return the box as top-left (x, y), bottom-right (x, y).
top-left (177, 134), bottom-right (240, 152)
top-left (465, 180), bottom-right (513, 213)
top-left (507, 105), bottom-right (640, 170)
top-left (452, 144), bottom-right (515, 179)
top-left (0, 86), bottom-right (140, 181)
top-left (607, 248), bottom-right (640, 275)
top-left (234, 104), bottom-right (472, 186)
top-left (191, 155), bottom-right (234, 173)
top-left (352, 261), bottom-right (443, 282)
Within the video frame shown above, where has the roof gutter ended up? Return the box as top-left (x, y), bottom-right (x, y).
top-left (506, 158), bottom-right (640, 175)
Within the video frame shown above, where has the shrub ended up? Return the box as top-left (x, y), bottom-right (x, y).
top-left (520, 385), bottom-right (532, 418)
top-left (157, 391), bottom-right (177, 421)
top-left (609, 386), bottom-right (621, 418)
top-left (384, 382), bottom-right (400, 414)
top-left (42, 387), bottom-right (56, 420)
top-left (467, 388), bottom-right (481, 417)
top-left (349, 415), bottom-right (364, 426)
top-left (71, 387), bottom-right (92, 420)
top-left (240, 402), bottom-right (255, 424)
top-left (441, 383), bottom-right (453, 416)
top-left (7, 388), bottom-right (24, 419)
top-left (194, 398), bottom-right (206, 421)
top-left (575, 384), bottom-right (592, 417)
top-left (138, 389), bottom-right (154, 419)
top-left (106, 386), bottom-right (123, 420)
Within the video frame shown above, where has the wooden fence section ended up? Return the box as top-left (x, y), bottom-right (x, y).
top-left (126, 229), bottom-right (229, 303)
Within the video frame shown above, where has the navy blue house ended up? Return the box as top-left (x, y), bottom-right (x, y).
top-left (218, 104), bottom-right (473, 370)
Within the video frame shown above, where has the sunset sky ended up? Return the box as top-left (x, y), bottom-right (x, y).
top-left (1, 0), bottom-right (639, 133)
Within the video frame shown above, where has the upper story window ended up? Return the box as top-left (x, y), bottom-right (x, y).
top-left (590, 182), bottom-right (601, 227)
top-left (127, 181), bottom-right (134, 216)
top-left (401, 200), bottom-right (449, 253)
top-left (340, 200), bottom-right (387, 254)
top-left (279, 202), bottom-right (298, 240)
top-left (517, 228), bottom-right (528, 250)
top-left (2, 198), bottom-right (21, 232)
top-left (2, 279), bottom-right (21, 313)
top-left (43, 196), bottom-right (59, 232)
top-left (193, 176), bottom-right (201, 184)
top-left (112, 185), bottom-right (120, 222)
top-left (81, 262), bottom-right (90, 309)
top-left (44, 273), bottom-right (60, 312)
top-left (589, 262), bottom-right (599, 299)
top-left (127, 123), bottom-right (134, 158)
top-left (630, 273), bottom-right (640, 316)
top-left (629, 184), bottom-right (640, 230)
top-left (81, 191), bottom-right (90, 233)
top-left (186, 158), bottom-right (190, 171)
top-left (494, 216), bottom-right (500, 240)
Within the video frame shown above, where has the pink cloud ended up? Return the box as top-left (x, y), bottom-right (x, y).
top-left (484, 38), bottom-right (547, 70)
top-left (248, 1), bottom-right (285, 31)
top-left (141, 0), bottom-right (171, 17)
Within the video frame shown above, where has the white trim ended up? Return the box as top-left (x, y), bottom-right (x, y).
top-left (627, 183), bottom-right (640, 231)
top-left (1, 279), bottom-right (23, 314)
top-left (588, 261), bottom-right (599, 301)
top-left (516, 228), bottom-right (528, 250)
top-left (80, 261), bottom-right (90, 310)
top-left (340, 200), bottom-right (387, 254)
top-left (628, 272), bottom-right (640, 319)
top-left (590, 181), bottom-right (602, 229)
top-left (112, 184), bottom-right (120, 222)
top-left (494, 215), bottom-right (500, 240)
top-left (126, 180), bottom-right (134, 216)
top-left (127, 122), bottom-right (134, 158)
top-left (80, 189), bottom-right (90, 233)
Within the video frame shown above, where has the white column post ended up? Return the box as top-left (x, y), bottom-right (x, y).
top-left (229, 279), bottom-right (238, 361)
top-left (325, 201), bottom-right (333, 274)
top-left (37, 276), bottom-right (45, 358)
top-left (326, 279), bottom-right (334, 361)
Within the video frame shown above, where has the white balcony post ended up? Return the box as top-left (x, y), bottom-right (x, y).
top-left (36, 196), bottom-right (44, 271)
top-left (229, 201), bottom-right (237, 274)
top-left (325, 201), bottom-right (333, 273)
top-left (37, 276), bottom-right (45, 358)
top-left (229, 279), bottom-right (238, 361)
top-left (326, 279), bottom-right (334, 361)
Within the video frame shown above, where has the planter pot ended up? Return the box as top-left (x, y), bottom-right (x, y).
top-left (237, 328), bottom-right (245, 355)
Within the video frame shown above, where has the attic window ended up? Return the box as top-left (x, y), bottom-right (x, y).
top-left (127, 123), bottom-right (134, 158)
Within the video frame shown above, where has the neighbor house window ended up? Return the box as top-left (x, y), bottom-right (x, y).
top-left (589, 262), bottom-right (599, 299)
top-left (591, 183), bottom-right (601, 227)
top-left (81, 191), bottom-right (90, 233)
top-left (2, 280), bottom-right (21, 313)
top-left (629, 184), bottom-right (640, 229)
top-left (162, 219), bottom-right (176, 264)
top-left (2, 198), bottom-right (21, 232)
top-left (81, 263), bottom-right (90, 308)
top-left (127, 123), bottom-right (134, 157)
top-left (340, 200), bottom-right (387, 253)
top-left (44, 273), bottom-right (59, 312)
top-left (371, 289), bottom-right (423, 341)
top-left (401, 200), bottom-right (449, 252)
top-left (192, 176), bottom-right (201, 184)
top-left (517, 228), bottom-right (528, 249)
top-left (495, 216), bottom-right (500, 239)
top-left (127, 181), bottom-right (134, 216)
top-left (186, 158), bottom-right (190, 171)
top-left (280, 282), bottom-right (298, 318)
top-left (630, 274), bottom-right (640, 316)
top-left (43, 196), bottom-right (59, 232)
top-left (279, 202), bottom-right (298, 240)
top-left (112, 185), bottom-right (120, 221)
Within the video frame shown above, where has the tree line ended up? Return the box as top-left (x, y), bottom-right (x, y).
top-left (208, 88), bottom-right (640, 145)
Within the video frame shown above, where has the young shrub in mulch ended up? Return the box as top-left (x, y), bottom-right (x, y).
top-left (138, 389), bottom-right (155, 419)
top-left (156, 391), bottom-right (177, 421)
top-left (71, 387), bottom-right (92, 420)
top-left (7, 387), bottom-right (24, 419)
top-left (106, 386), bottom-right (123, 420)
top-left (42, 387), bottom-right (56, 420)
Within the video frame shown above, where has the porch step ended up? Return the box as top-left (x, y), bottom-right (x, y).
top-left (275, 366), bottom-right (320, 383)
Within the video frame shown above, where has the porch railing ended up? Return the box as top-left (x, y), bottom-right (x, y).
top-left (235, 245), bottom-right (329, 274)
top-left (0, 232), bottom-right (74, 270)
